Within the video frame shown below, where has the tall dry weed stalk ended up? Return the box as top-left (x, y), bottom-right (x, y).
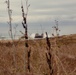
top-left (6, 0), bottom-right (17, 75)
top-left (21, 0), bottom-right (31, 74)
top-left (6, 0), bottom-right (13, 39)
top-left (45, 32), bottom-right (53, 75)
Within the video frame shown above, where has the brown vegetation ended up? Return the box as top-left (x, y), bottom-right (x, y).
top-left (0, 34), bottom-right (76, 75)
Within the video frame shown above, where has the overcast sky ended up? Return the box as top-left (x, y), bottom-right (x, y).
top-left (0, 0), bottom-right (76, 38)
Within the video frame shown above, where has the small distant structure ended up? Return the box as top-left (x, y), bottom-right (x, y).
top-left (35, 33), bottom-right (43, 38)
top-left (30, 33), bottom-right (50, 39)
top-left (0, 36), bottom-right (6, 40)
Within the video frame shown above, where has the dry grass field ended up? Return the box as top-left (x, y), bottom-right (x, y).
top-left (0, 34), bottom-right (76, 75)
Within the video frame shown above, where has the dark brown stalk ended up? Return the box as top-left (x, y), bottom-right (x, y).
top-left (45, 32), bottom-right (53, 75)
top-left (21, 0), bottom-right (31, 74)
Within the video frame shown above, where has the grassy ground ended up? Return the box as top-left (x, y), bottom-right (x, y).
top-left (0, 34), bottom-right (76, 75)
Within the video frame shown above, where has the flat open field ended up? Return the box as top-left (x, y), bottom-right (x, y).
top-left (0, 34), bottom-right (76, 75)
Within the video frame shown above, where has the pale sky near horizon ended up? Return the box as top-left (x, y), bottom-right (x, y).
top-left (0, 0), bottom-right (76, 38)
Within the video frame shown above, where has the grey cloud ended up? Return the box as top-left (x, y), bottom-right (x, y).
top-left (0, 0), bottom-right (76, 36)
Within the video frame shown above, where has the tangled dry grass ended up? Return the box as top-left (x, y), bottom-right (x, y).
top-left (0, 34), bottom-right (76, 75)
